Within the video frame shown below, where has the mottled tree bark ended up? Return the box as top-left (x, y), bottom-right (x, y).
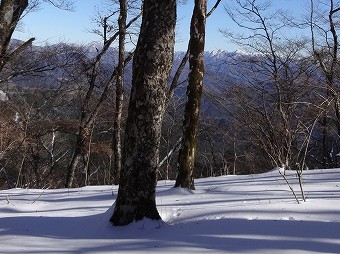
top-left (175, 0), bottom-right (207, 190)
top-left (110, 0), bottom-right (176, 226)
top-left (0, 0), bottom-right (29, 72)
top-left (112, 0), bottom-right (127, 185)
top-left (166, 0), bottom-right (221, 104)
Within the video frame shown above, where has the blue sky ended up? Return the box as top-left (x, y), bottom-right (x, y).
top-left (13, 0), bottom-right (304, 52)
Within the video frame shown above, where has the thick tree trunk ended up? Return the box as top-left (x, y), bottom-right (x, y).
top-left (175, 0), bottom-right (207, 190)
top-left (0, 0), bottom-right (29, 72)
top-left (110, 0), bottom-right (176, 226)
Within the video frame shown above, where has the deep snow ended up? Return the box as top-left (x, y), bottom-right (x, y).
top-left (1, 169), bottom-right (340, 253)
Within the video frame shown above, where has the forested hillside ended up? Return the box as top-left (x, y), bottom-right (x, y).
top-left (0, 41), bottom-right (337, 189)
top-left (0, 0), bottom-right (339, 200)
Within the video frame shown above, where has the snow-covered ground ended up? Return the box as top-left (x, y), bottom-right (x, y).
top-left (1, 169), bottom-right (340, 254)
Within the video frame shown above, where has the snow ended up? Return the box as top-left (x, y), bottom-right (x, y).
top-left (1, 169), bottom-right (340, 253)
top-left (0, 90), bottom-right (9, 101)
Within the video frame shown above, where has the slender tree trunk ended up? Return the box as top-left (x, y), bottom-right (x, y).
top-left (110, 0), bottom-right (176, 226)
top-left (112, 0), bottom-right (127, 185)
top-left (175, 0), bottom-right (207, 190)
top-left (64, 50), bottom-right (134, 188)
top-left (166, 0), bottom-right (221, 104)
top-left (310, 0), bottom-right (340, 167)
top-left (65, 126), bottom-right (90, 188)
top-left (64, 12), bottom-right (137, 188)
top-left (328, 0), bottom-right (340, 136)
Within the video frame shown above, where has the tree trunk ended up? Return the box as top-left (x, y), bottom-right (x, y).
top-left (310, 0), bottom-right (340, 167)
top-left (112, 0), bottom-right (127, 185)
top-left (166, 0), bottom-right (221, 104)
top-left (65, 126), bottom-right (90, 188)
top-left (0, 0), bottom-right (29, 72)
top-left (110, 0), bottom-right (176, 226)
top-left (175, 0), bottom-right (207, 190)
top-left (64, 10), bottom-right (138, 188)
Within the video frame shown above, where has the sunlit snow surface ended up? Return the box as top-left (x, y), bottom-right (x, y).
top-left (1, 169), bottom-right (340, 253)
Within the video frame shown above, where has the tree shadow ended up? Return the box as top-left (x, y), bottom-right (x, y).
top-left (1, 213), bottom-right (340, 254)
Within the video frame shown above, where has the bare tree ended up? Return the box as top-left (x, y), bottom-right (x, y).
top-left (64, 15), bottom-right (137, 188)
top-left (160, 0), bottom-right (221, 185)
top-left (110, 0), bottom-right (176, 226)
top-left (222, 0), bottom-right (318, 173)
top-left (166, 0), bottom-right (222, 103)
top-left (0, 33), bottom-right (91, 189)
top-left (0, 0), bottom-right (32, 73)
top-left (0, 0), bottom-right (74, 75)
top-left (175, 0), bottom-right (207, 190)
top-left (111, 0), bottom-right (127, 185)
top-left (310, 0), bottom-right (340, 167)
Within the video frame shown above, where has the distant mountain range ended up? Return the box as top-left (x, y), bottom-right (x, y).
top-left (5, 40), bottom-right (252, 117)
top-left (7, 39), bottom-right (248, 88)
